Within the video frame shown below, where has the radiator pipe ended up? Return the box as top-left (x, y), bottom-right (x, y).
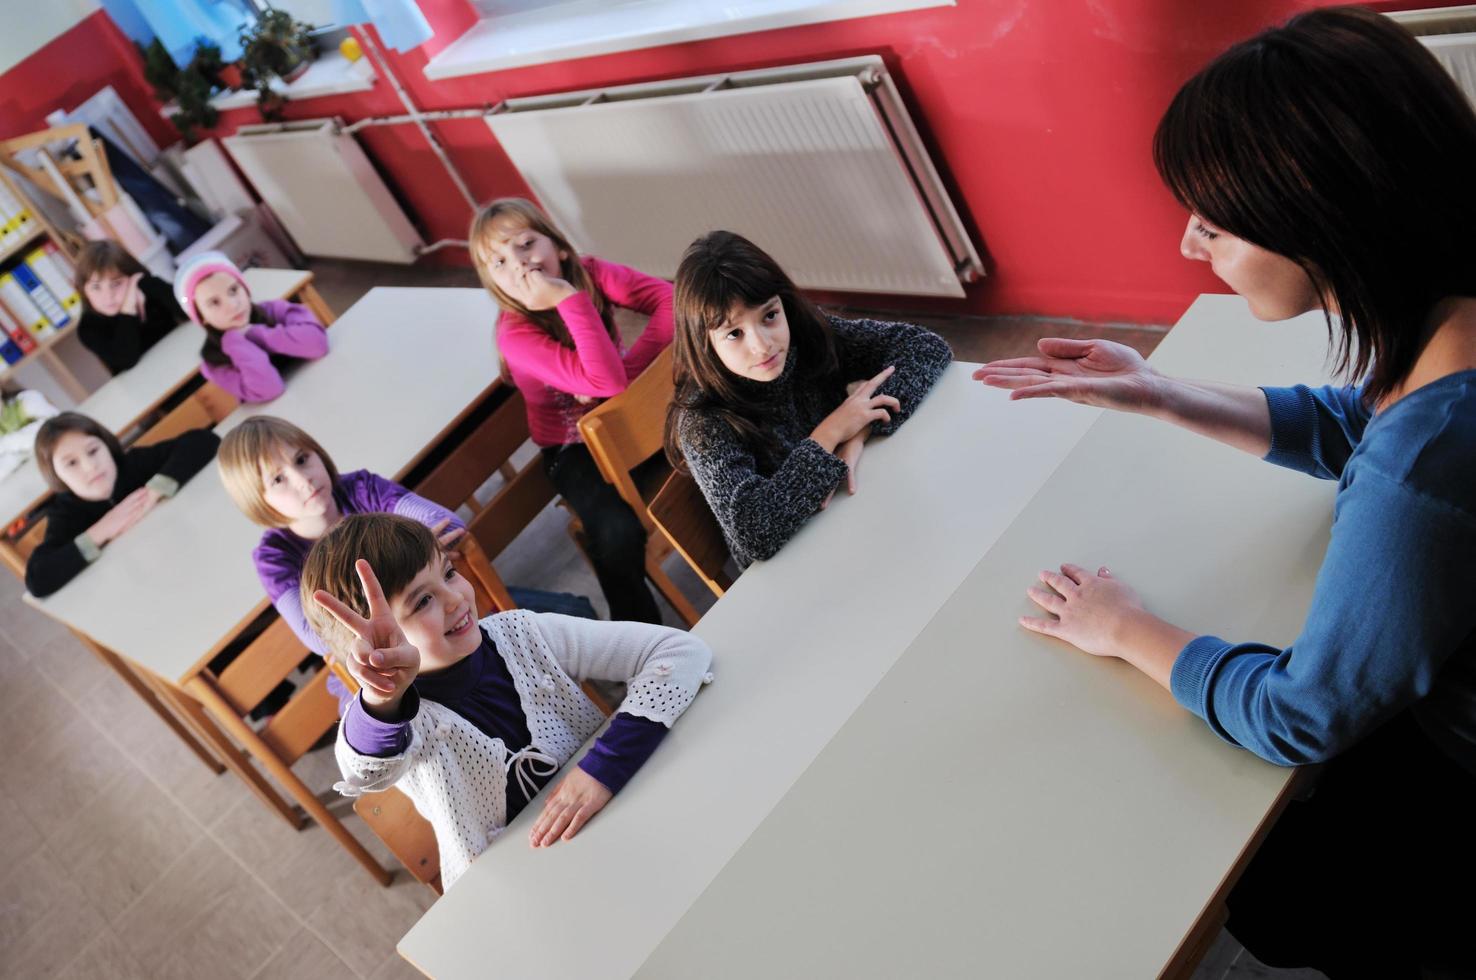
top-left (415, 238), bottom-right (471, 256)
top-left (350, 27), bottom-right (481, 214)
top-left (341, 107), bottom-right (497, 135)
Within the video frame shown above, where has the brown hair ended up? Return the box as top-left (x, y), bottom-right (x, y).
top-left (300, 514), bottom-right (441, 657)
top-left (664, 230), bottom-right (842, 468)
top-left (34, 412), bottom-right (125, 494)
top-left (74, 241), bottom-right (147, 312)
top-left (217, 416), bottom-right (341, 527)
top-left (1154, 5), bottom-right (1476, 404)
top-left (468, 198), bottom-right (619, 372)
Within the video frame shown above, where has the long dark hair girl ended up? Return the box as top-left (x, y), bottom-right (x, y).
top-left (664, 231), bottom-right (843, 467)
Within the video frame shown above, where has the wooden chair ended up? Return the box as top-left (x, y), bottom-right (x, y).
top-left (648, 470), bottom-right (734, 598)
top-left (133, 383), bottom-right (237, 447)
top-left (577, 347), bottom-right (702, 626)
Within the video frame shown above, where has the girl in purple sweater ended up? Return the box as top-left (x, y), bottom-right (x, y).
top-left (174, 252), bottom-right (327, 403)
top-left (470, 198), bottom-right (671, 625)
top-left (218, 416), bottom-right (467, 664)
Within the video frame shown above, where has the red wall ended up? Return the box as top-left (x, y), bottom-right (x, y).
top-left (0, 11), bottom-right (177, 151)
top-left (2, 2), bottom-right (1462, 324)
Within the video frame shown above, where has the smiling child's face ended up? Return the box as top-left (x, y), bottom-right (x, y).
top-left (389, 554), bottom-right (481, 672)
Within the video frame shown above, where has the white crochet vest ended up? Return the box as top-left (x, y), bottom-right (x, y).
top-left (334, 611), bottom-right (611, 889)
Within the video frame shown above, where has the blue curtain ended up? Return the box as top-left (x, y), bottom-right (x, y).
top-left (331, 0), bottom-right (433, 52)
top-left (109, 0), bottom-right (256, 65)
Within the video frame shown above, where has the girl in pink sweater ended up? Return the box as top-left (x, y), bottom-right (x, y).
top-left (470, 198), bottom-right (671, 624)
top-left (174, 251), bottom-right (328, 403)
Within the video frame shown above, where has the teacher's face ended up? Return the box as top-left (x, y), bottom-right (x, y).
top-left (1180, 216), bottom-right (1322, 321)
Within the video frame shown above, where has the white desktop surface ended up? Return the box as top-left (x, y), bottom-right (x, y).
top-left (400, 294), bottom-right (1338, 979)
top-left (28, 287), bottom-right (500, 683)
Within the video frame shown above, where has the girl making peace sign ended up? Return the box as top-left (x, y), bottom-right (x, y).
top-left (303, 514), bottom-right (711, 889)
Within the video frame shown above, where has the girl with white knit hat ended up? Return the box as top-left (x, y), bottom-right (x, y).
top-left (175, 251), bottom-right (328, 403)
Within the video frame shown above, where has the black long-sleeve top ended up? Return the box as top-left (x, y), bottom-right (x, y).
top-left (77, 276), bottom-right (186, 375)
top-left (25, 428), bottom-right (221, 597)
top-left (676, 316), bottom-right (952, 567)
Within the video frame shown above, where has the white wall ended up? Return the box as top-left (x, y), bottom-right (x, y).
top-left (0, 0), bottom-right (101, 75)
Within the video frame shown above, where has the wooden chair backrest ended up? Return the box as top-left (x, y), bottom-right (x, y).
top-left (648, 470), bottom-right (732, 598)
top-left (134, 383), bottom-right (237, 448)
top-left (576, 346), bottom-right (675, 525)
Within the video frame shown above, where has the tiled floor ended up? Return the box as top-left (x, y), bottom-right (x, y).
top-left (0, 259), bottom-right (1323, 978)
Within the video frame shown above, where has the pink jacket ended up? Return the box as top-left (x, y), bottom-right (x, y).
top-left (496, 256), bottom-right (673, 446)
top-left (200, 299), bottom-right (328, 403)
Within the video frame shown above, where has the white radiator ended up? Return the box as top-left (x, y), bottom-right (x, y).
top-left (487, 57), bottom-right (983, 298)
top-left (1390, 6), bottom-right (1476, 104)
top-left (223, 119), bottom-right (424, 264)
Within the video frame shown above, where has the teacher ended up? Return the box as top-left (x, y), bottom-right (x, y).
top-left (974, 7), bottom-right (1474, 977)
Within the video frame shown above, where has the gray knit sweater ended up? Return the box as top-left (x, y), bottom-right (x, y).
top-left (676, 316), bottom-right (952, 567)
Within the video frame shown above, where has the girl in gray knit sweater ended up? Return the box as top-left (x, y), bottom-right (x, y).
top-left (663, 231), bottom-right (952, 567)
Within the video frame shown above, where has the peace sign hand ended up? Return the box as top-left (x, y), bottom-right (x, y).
top-left (313, 559), bottom-right (421, 715)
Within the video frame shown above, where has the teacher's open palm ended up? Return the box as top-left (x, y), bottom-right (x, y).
top-left (972, 338), bottom-right (1161, 412)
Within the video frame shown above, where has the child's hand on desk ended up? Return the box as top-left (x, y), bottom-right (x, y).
top-left (811, 365), bottom-right (899, 452)
top-left (85, 486), bottom-right (162, 547)
top-left (516, 268), bottom-right (578, 311)
top-left (820, 432), bottom-right (866, 510)
top-left (429, 518), bottom-right (465, 561)
top-left (528, 768), bottom-right (613, 848)
top-left (313, 559), bottom-right (420, 718)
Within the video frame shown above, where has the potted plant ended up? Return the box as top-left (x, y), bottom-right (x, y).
top-left (143, 38), bottom-right (225, 143)
top-left (239, 9), bottom-right (317, 122)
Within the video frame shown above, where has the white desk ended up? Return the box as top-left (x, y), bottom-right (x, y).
top-left (400, 294), bottom-right (1338, 978)
top-left (29, 286), bottom-right (499, 684)
top-left (0, 269), bottom-right (318, 538)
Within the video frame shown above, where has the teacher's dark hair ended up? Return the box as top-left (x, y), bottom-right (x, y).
top-left (1153, 6), bottom-right (1476, 404)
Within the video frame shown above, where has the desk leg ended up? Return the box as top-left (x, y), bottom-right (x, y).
top-left (186, 675), bottom-right (394, 887)
top-left (71, 633), bottom-right (225, 776)
top-left (150, 676), bottom-right (308, 831)
top-left (38, 349), bottom-right (90, 403)
top-left (295, 284), bottom-right (337, 326)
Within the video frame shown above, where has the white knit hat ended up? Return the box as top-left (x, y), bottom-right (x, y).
top-left (173, 251), bottom-right (248, 325)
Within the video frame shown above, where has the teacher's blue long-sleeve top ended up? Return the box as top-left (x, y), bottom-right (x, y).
top-left (1169, 374), bottom-right (1476, 772)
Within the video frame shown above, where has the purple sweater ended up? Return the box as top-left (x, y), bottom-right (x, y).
top-left (342, 630), bottom-right (666, 810)
top-left (201, 298), bottom-right (328, 403)
top-left (253, 469), bottom-right (461, 659)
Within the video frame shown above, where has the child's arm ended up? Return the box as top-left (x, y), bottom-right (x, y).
top-left (681, 412), bottom-right (848, 563)
top-left (24, 498), bottom-right (99, 597)
top-left (354, 471), bottom-right (467, 554)
top-left (585, 257), bottom-right (674, 381)
top-left (497, 299), bottom-right (630, 398)
top-left (831, 317), bottom-right (953, 434)
top-left (248, 300), bottom-right (329, 361)
top-left (202, 330), bottom-right (287, 402)
top-left (78, 311), bottom-right (145, 374)
top-left (523, 612), bottom-right (712, 846)
top-left (123, 428), bottom-right (221, 497)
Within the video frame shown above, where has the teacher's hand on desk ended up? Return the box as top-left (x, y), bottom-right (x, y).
top-left (1023, 563), bottom-right (1194, 692)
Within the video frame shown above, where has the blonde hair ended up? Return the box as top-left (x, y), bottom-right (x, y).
top-left (468, 197), bottom-right (619, 351)
top-left (300, 514), bottom-right (440, 658)
top-left (218, 416), bottom-right (341, 527)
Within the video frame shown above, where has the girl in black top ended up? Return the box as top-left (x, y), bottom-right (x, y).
top-left (26, 412), bottom-right (219, 597)
top-left (75, 240), bottom-right (186, 374)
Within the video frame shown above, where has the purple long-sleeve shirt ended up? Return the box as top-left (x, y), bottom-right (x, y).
top-left (201, 298), bottom-right (328, 403)
top-left (253, 469), bottom-right (462, 662)
top-left (342, 628), bottom-right (666, 813)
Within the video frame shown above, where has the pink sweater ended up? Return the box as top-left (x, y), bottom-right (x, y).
top-left (496, 256), bottom-right (673, 447)
top-left (200, 299), bottom-right (328, 403)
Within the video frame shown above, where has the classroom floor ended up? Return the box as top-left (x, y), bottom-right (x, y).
top-left (0, 259), bottom-right (1322, 979)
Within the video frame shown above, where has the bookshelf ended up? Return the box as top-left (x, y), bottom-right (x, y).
top-left (0, 166), bottom-right (88, 401)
